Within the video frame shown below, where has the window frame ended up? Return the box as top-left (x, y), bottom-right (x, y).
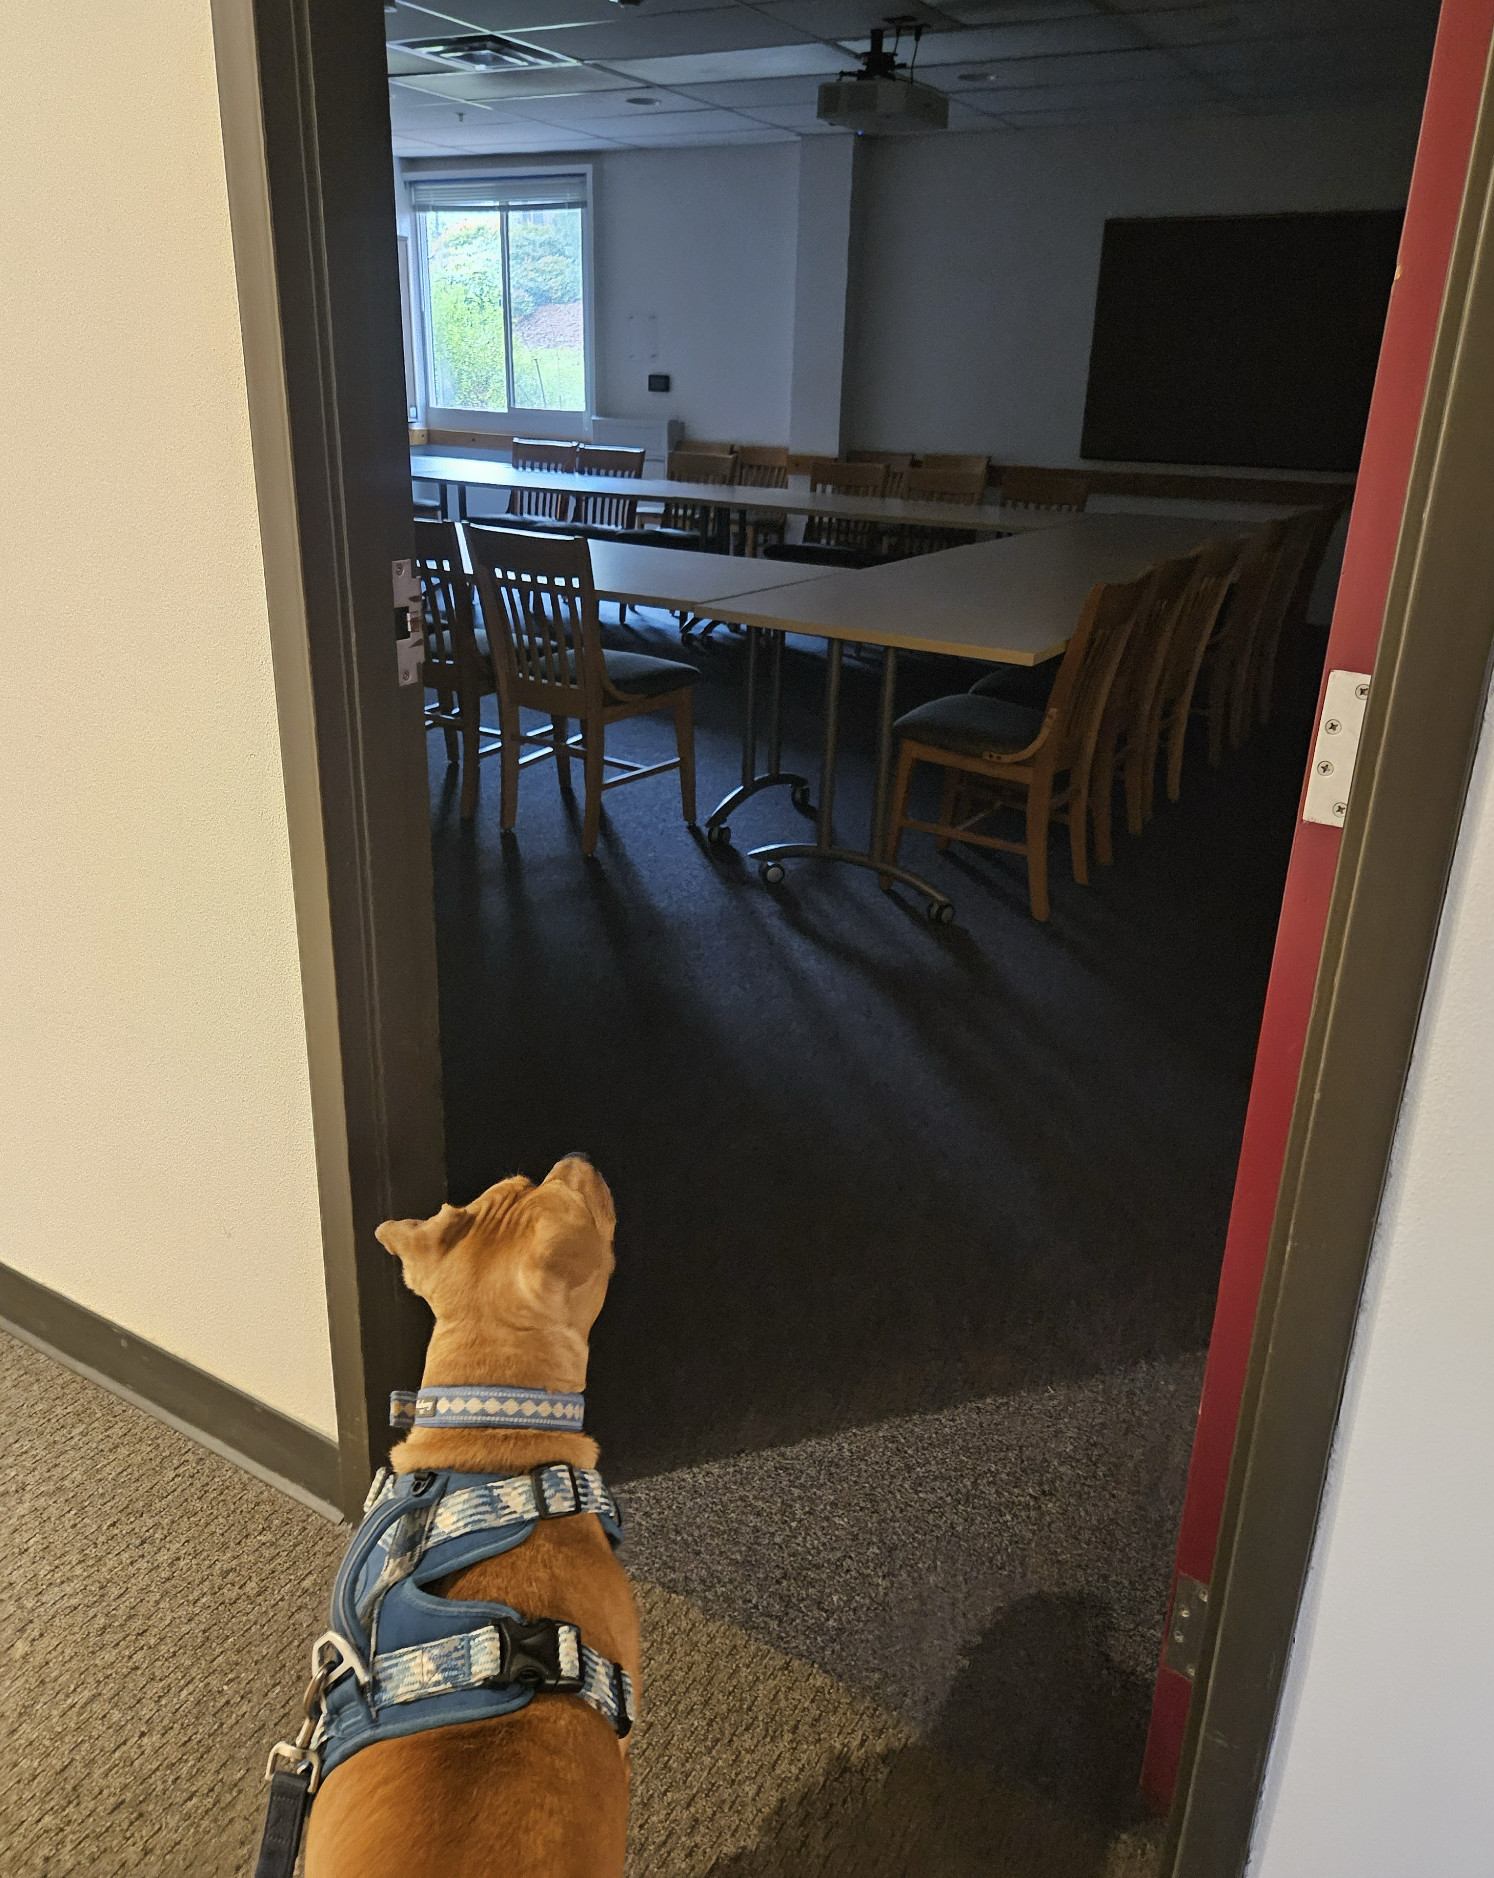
top-left (410, 165), bottom-right (596, 442)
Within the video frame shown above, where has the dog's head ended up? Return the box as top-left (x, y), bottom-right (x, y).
top-left (376, 1156), bottom-right (616, 1391)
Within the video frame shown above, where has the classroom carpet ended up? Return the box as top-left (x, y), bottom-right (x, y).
top-left (0, 1327), bottom-right (1175, 1875)
top-left (424, 602), bottom-right (1317, 1840)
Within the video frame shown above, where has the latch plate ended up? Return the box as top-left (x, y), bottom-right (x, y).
top-left (1162, 1574), bottom-right (1210, 1682)
top-left (392, 559), bottom-right (421, 608)
top-left (1302, 670), bottom-right (1372, 827)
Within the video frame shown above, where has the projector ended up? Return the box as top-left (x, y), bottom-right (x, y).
top-left (817, 25), bottom-right (949, 135)
top-left (817, 75), bottom-right (949, 134)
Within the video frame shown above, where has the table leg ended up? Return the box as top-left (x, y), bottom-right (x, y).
top-left (704, 627), bottom-right (813, 844)
top-left (749, 637), bottom-right (954, 922)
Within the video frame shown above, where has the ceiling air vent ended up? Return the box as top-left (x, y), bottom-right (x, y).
top-left (396, 34), bottom-right (575, 71)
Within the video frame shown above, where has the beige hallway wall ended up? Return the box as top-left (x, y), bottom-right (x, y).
top-left (0, 0), bottom-right (338, 1436)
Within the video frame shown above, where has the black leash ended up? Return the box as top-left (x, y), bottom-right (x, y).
top-left (254, 1761), bottom-right (315, 1878)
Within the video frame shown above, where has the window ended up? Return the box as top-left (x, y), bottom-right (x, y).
top-left (408, 173), bottom-right (590, 425)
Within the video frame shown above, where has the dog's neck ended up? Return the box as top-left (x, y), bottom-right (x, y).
top-left (388, 1325), bottom-right (599, 1476)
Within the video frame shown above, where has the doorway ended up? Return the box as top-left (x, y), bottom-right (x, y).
top-left (219, 0), bottom-right (1494, 1869)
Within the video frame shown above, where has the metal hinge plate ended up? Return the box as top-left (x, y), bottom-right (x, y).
top-left (1302, 670), bottom-right (1372, 827)
top-left (1162, 1574), bottom-right (1210, 1682)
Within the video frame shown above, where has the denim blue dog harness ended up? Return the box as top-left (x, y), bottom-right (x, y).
top-left (254, 1388), bottom-right (632, 1878)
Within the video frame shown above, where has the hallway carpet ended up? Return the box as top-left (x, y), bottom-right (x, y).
top-left (0, 1331), bottom-right (1167, 1875)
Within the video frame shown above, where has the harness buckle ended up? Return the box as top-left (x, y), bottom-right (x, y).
top-left (530, 1462), bottom-right (581, 1520)
top-left (495, 1617), bottom-right (584, 1695)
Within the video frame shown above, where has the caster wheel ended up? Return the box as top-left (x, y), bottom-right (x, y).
top-left (927, 900), bottom-right (955, 926)
top-left (760, 861), bottom-right (786, 886)
top-left (707, 822), bottom-right (733, 848)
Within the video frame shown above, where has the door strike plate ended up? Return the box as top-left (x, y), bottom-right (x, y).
top-left (1302, 670), bottom-right (1372, 827)
top-left (1162, 1574), bottom-right (1210, 1682)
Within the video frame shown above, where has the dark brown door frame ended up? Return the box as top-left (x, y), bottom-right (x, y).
top-left (212, 0), bottom-right (1494, 1858)
top-left (211, 0), bottom-right (445, 1521)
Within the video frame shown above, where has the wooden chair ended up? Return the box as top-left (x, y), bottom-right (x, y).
top-left (919, 453), bottom-right (990, 479)
top-left (805, 458), bottom-right (888, 553)
top-left (466, 526), bottom-right (700, 856)
top-left (508, 438), bottom-right (577, 523)
top-left (888, 465), bottom-right (986, 556)
top-left (847, 451), bottom-right (914, 497)
top-left (884, 573), bottom-right (1150, 919)
top-left (1192, 523), bottom-right (1282, 766)
top-left (1087, 554), bottom-right (1200, 864)
top-left (733, 445), bottom-right (789, 555)
top-left (659, 449), bottom-right (736, 551)
top-left (1000, 466), bottom-right (1090, 513)
top-left (1250, 504), bottom-right (1344, 730)
top-left (1142, 539), bottom-right (1244, 814)
top-left (414, 518), bottom-right (497, 820)
top-left (573, 445), bottom-right (645, 529)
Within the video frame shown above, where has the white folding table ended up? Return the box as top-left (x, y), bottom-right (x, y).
top-left (693, 514), bottom-right (1286, 918)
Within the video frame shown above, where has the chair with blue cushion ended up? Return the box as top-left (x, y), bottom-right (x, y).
top-left (467, 526), bottom-right (699, 855)
top-left (883, 572), bottom-right (1152, 919)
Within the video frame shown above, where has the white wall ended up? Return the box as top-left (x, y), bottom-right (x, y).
top-left (844, 105), bottom-right (1425, 463)
top-left (401, 144), bottom-right (799, 445)
top-left (0, 0), bottom-right (337, 1436)
top-left (1248, 687), bottom-right (1494, 1876)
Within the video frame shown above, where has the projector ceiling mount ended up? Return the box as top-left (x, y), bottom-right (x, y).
top-left (817, 16), bottom-right (950, 135)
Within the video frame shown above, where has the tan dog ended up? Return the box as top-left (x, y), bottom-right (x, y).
top-left (304, 1157), bottom-right (639, 1878)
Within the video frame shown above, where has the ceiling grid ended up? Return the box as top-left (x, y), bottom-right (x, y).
top-left (384, 0), bottom-right (1441, 154)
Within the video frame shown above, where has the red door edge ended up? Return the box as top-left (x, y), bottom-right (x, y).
top-left (1141, 0), bottom-right (1494, 1811)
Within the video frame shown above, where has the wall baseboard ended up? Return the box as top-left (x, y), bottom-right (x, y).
top-left (0, 1262), bottom-right (342, 1515)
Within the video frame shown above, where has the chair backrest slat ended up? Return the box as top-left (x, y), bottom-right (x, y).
top-left (902, 466), bottom-right (986, 506)
top-left (574, 444), bottom-right (644, 528)
top-left (919, 453), bottom-right (990, 479)
top-left (1157, 538), bottom-right (1244, 716)
top-left (509, 439), bottom-right (578, 521)
top-left (466, 524), bottom-right (599, 712)
top-left (1001, 466), bottom-right (1090, 513)
top-left (412, 517), bottom-right (481, 677)
top-left (847, 451), bottom-right (913, 497)
top-left (662, 451), bottom-right (736, 533)
top-left (807, 458), bottom-right (887, 548)
top-left (1043, 573), bottom-right (1151, 775)
top-left (733, 445), bottom-right (789, 489)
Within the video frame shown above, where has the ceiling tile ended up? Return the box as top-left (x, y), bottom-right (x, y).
top-left (904, 43), bottom-right (1189, 83)
top-left (516, 9), bottom-right (816, 62)
top-left (1180, 28), bottom-right (1436, 94)
top-left (940, 1), bottom-right (1101, 21)
top-left (1128, 0), bottom-right (1438, 44)
top-left (393, 67), bottom-right (636, 100)
top-left (523, 89), bottom-right (716, 120)
top-left (609, 42), bottom-right (851, 84)
top-left (672, 74), bottom-right (828, 105)
top-left (978, 68), bottom-right (1217, 111)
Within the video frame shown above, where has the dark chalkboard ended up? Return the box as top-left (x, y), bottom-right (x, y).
top-left (1080, 210), bottom-right (1403, 472)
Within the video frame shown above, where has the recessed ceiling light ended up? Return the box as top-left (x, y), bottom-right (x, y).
top-left (625, 94), bottom-right (662, 105)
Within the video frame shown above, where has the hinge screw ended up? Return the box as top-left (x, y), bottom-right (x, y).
top-left (1317, 759), bottom-right (1334, 775)
top-left (1324, 718), bottom-right (1342, 734)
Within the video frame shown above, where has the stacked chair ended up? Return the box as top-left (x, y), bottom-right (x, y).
top-left (999, 467), bottom-right (1091, 513)
top-left (881, 500), bottom-right (1343, 917)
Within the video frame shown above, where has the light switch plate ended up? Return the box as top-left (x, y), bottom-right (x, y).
top-left (1302, 670), bottom-right (1372, 828)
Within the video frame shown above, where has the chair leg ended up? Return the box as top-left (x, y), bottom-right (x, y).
top-left (1024, 776), bottom-right (1053, 921)
top-left (1124, 738), bottom-right (1148, 838)
top-left (880, 744), bottom-right (919, 885)
top-left (552, 715), bottom-right (572, 792)
top-left (672, 692), bottom-right (697, 824)
top-left (459, 696), bottom-right (482, 821)
top-left (1091, 726), bottom-right (1119, 867)
top-left (935, 767), bottom-right (960, 852)
top-left (499, 703), bottom-right (521, 832)
top-left (581, 723), bottom-right (605, 856)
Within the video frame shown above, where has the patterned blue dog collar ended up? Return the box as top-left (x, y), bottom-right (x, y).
top-left (390, 1386), bottom-right (585, 1433)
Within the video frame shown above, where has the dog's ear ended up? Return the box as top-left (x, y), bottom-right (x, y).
top-left (542, 1155), bottom-right (616, 1243)
top-left (376, 1203), bottom-right (474, 1294)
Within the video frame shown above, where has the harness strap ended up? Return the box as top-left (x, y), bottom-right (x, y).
top-left (374, 1615), bottom-right (635, 1736)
